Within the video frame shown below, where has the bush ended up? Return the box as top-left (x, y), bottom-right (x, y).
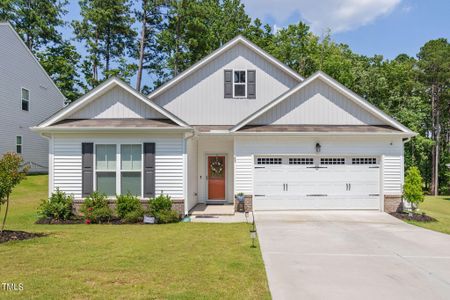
top-left (81, 192), bottom-right (112, 223)
top-left (38, 188), bottom-right (74, 220)
top-left (404, 166), bottom-right (425, 211)
top-left (116, 193), bottom-right (143, 219)
top-left (148, 194), bottom-right (179, 224)
top-left (123, 210), bottom-right (144, 223)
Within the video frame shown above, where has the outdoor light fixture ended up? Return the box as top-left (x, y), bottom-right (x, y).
top-left (315, 143), bottom-right (321, 153)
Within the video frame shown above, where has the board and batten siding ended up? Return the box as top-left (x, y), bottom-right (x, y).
top-left (50, 133), bottom-right (185, 200)
top-left (152, 43), bottom-right (299, 125)
top-left (69, 86), bottom-right (165, 119)
top-left (0, 24), bottom-right (65, 172)
top-left (234, 136), bottom-right (404, 196)
top-left (251, 79), bottom-right (384, 125)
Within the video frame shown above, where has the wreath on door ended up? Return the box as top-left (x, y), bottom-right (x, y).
top-left (210, 157), bottom-right (224, 177)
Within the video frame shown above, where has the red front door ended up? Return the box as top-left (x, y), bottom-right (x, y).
top-left (208, 156), bottom-right (226, 200)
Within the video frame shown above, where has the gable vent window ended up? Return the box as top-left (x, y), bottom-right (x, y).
top-left (21, 88), bottom-right (29, 111)
top-left (352, 158), bottom-right (377, 165)
top-left (257, 157), bottom-right (282, 165)
top-left (320, 158), bottom-right (345, 165)
top-left (234, 70), bottom-right (246, 97)
top-left (289, 158), bottom-right (314, 165)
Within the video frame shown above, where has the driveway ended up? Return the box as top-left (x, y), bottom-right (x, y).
top-left (255, 211), bottom-right (450, 300)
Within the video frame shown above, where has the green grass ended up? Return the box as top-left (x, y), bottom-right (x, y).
top-left (0, 175), bottom-right (270, 299)
top-left (407, 195), bottom-right (450, 235)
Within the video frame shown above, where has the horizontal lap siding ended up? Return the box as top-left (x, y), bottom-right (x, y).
top-left (234, 156), bottom-right (253, 194)
top-left (52, 134), bottom-right (184, 200)
top-left (383, 156), bottom-right (403, 195)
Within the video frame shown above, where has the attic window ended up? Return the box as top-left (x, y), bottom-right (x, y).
top-left (234, 70), bottom-right (246, 97)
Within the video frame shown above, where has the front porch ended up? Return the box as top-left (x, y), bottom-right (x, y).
top-left (189, 203), bottom-right (235, 216)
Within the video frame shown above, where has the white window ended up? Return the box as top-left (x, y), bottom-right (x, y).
top-left (320, 158), bottom-right (345, 165)
top-left (120, 144), bottom-right (142, 196)
top-left (16, 136), bottom-right (22, 154)
top-left (21, 88), bottom-right (29, 111)
top-left (289, 158), bottom-right (314, 165)
top-left (95, 144), bottom-right (117, 196)
top-left (352, 157), bottom-right (377, 165)
top-left (233, 70), bottom-right (246, 97)
top-left (257, 157), bottom-right (282, 165)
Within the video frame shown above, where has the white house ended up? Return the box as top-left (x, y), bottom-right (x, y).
top-left (0, 22), bottom-right (65, 172)
top-left (32, 36), bottom-right (415, 214)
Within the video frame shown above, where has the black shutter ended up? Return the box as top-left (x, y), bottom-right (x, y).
top-left (247, 70), bottom-right (256, 99)
top-left (81, 143), bottom-right (94, 197)
top-left (224, 69), bottom-right (233, 98)
top-left (143, 143), bottom-right (156, 198)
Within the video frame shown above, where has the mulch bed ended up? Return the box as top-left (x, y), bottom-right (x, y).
top-left (390, 212), bottom-right (437, 222)
top-left (35, 217), bottom-right (144, 225)
top-left (0, 230), bottom-right (47, 243)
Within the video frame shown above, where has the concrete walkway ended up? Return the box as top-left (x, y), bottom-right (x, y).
top-left (255, 211), bottom-right (450, 300)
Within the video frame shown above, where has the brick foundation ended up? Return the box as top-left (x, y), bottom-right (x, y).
top-left (234, 195), bottom-right (253, 212)
top-left (73, 199), bottom-right (185, 216)
top-left (384, 195), bottom-right (402, 213)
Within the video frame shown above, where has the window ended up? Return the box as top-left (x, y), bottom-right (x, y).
top-left (121, 144), bottom-right (142, 196)
top-left (320, 158), bottom-right (345, 165)
top-left (289, 158), bottom-right (314, 165)
top-left (96, 144), bottom-right (116, 196)
top-left (21, 88), bottom-right (29, 111)
top-left (257, 157), bottom-right (282, 165)
top-left (233, 70), bottom-right (246, 97)
top-left (352, 157), bottom-right (377, 165)
top-left (16, 136), bottom-right (22, 154)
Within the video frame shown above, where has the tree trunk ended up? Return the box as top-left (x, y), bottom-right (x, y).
top-left (136, 5), bottom-right (147, 92)
top-left (430, 83), bottom-right (440, 195)
top-left (0, 195), bottom-right (10, 234)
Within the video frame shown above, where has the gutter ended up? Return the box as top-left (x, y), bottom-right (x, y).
top-left (30, 126), bottom-right (193, 133)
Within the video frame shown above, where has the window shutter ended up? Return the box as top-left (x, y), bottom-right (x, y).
top-left (247, 70), bottom-right (256, 99)
top-left (81, 143), bottom-right (94, 197)
top-left (224, 69), bottom-right (232, 98)
top-left (143, 143), bottom-right (156, 198)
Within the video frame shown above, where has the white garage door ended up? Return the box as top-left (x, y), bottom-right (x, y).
top-left (253, 157), bottom-right (380, 210)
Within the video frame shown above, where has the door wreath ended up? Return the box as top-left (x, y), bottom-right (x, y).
top-left (210, 157), bottom-right (224, 177)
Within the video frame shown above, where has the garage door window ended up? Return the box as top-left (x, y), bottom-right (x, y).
top-left (352, 157), bottom-right (377, 165)
top-left (257, 157), bottom-right (282, 165)
top-left (289, 158), bottom-right (313, 165)
top-left (320, 158), bottom-right (345, 165)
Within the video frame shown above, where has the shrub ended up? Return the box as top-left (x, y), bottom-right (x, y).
top-left (38, 188), bottom-right (74, 220)
top-left (81, 192), bottom-right (112, 223)
top-left (116, 193), bottom-right (143, 219)
top-left (403, 166), bottom-right (425, 211)
top-left (123, 210), bottom-right (144, 223)
top-left (148, 194), bottom-right (179, 224)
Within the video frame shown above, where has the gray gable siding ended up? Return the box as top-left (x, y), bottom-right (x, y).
top-left (152, 43), bottom-right (299, 125)
top-left (250, 79), bottom-right (385, 125)
top-left (69, 86), bottom-right (165, 119)
top-left (0, 24), bottom-right (65, 171)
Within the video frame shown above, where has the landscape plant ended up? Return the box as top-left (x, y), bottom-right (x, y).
top-left (80, 191), bottom-right (112, 224)
top-left (38, 188), bottom-right (74, 221)
top-left (0, 152), bottom-right (28, 233)
top-left (116, 193), bottom-right (144, 223)
top-left (403, 166), bottom-right (425, 211)
top-left (148, 194), bottom-right (179, 224)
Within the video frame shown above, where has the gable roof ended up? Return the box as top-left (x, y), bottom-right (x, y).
top-left (231, 71), bottom-right (416, 136)
top-left (36, 77), bottom-right (190, 128)
top-left (0, 22), bottom-right (66, 102)
top-left (147, 35), bottom-right (304, 100)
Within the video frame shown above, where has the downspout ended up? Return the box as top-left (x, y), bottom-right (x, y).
top-left (183, 129), bottom-right (196, 216)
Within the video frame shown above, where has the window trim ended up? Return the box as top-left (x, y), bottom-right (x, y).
top-left (21, 87), bottom-right (30, 111)
top-left (16, 135), bottom-right (22, 154)
top-left (233, 69), bottom-right (247, 98)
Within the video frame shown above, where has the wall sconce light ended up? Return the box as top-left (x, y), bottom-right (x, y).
top-left (315, 143), bottom-right (321, 153)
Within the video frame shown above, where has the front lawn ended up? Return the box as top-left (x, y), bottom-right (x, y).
top-left (407, 195), bottom-right (450, 235)
top-left (0, 175), bottom-right (270, 299)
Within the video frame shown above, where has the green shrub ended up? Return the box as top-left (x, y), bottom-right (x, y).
top-left (116, 193), bottom-right (143, 219)
top-left (148, 194), bottom-right (179, 224)
top-left (123, 210), bottom-right (144, 223)
top-left (38, 188), bottom-right (74, 220)
top-left (153, 210), bottom-right (180, 224)
top-left (81, 192), bottom-right (112, 223)
top-left (403, 166), bottom-right (425, 211)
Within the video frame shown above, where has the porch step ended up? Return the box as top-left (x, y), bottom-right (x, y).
top-left (189, 203), bottom-right (235, 216)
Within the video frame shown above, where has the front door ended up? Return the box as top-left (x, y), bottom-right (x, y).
top-left (208, 156), bottom-right (226, 200)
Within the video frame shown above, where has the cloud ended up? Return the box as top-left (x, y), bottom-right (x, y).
top-left (242, 0), bottom-right (401, 34)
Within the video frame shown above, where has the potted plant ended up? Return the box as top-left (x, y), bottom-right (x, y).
top-left (235, 192), bottom-right (245, 202)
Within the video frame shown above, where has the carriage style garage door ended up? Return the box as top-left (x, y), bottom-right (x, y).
top-left (253, 156), bottom-right (381, 210)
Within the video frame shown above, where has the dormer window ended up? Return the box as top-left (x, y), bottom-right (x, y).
top-left (233, 70), bottom-right (246, 97)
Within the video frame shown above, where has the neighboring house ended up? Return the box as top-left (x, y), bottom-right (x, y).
top-left (33, 36), bottom-right (415, 215)
top-left (0, 22), bottom-right (65, 173)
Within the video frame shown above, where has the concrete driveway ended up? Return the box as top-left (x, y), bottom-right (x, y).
top-left (255, 211), bottom-right (450, 300)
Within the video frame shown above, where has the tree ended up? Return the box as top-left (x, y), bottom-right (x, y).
top-left (0, 153), bottom-right (28, 234)
top-left (403, 166), bottom-right (425, 211)
top-left (73, 0), bottom-right (137, 89)
top-left (417, 39), bottom-right (450, 195)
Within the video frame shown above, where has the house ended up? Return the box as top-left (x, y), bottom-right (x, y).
top-left (0, 22), bottom-right (65, 173)
top-left (32, 36), bottom-right (415, 215)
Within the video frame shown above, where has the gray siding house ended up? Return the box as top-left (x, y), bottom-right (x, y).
top-left (0, 22), bottom-right (65, 172)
